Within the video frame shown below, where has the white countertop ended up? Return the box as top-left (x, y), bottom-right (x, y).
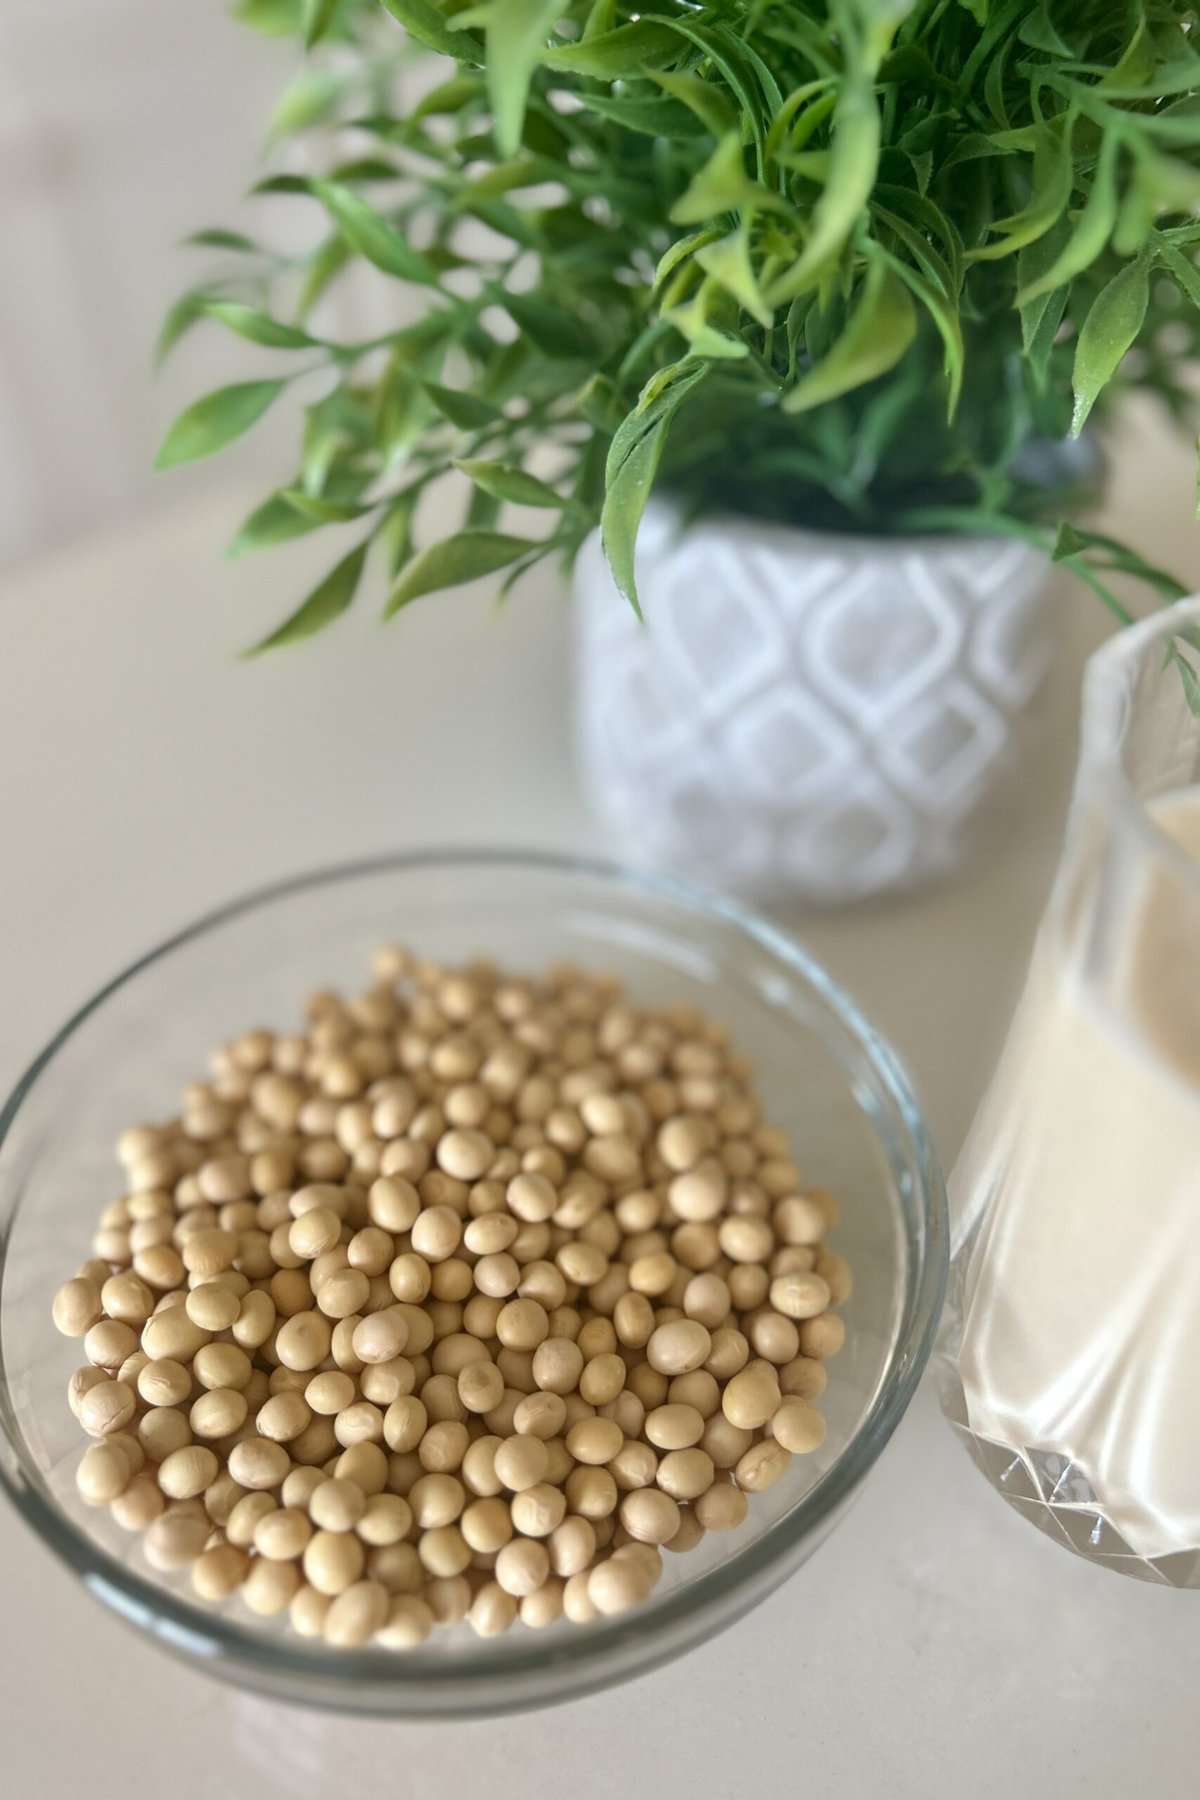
top-left (3, 403), bottom-right (1199, 1798)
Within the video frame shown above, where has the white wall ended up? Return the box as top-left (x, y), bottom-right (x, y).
top-left (0, 3), bottom-right (292, 566)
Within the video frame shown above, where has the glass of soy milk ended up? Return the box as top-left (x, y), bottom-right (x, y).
top-left (939, 598), bottom-right (1200, 1584)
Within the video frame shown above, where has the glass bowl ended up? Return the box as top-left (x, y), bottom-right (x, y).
top-left (0, 850), bottom-right (946, 1716)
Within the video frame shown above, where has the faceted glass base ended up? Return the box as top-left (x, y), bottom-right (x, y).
top-left (937, 1268), bottom-right (1200, 1589)
top-left (939, 1376), bottom-right (1200, 1587)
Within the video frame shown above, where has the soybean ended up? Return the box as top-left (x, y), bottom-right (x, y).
top-left (53, 941), bottom-right (848, 1652)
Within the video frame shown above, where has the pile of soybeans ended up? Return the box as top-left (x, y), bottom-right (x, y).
top-left (52, 947), bottom-right (850, 1649)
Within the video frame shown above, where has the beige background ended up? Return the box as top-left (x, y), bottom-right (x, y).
top-left (0, 4), bottom-right (291, 565)
top-left (1, 396), bottom-right (1198, 1795)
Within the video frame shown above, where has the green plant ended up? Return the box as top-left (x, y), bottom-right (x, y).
top-left (160, 0), bottom-right (1200, 651)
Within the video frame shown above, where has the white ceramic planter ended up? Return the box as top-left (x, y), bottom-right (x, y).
top-left (574, 500), bottom-right (1053, 903)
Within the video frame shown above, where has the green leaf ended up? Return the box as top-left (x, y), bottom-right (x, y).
top-left (654, 227), bottom-right (723, 293)
top-left (879, 45), bottom-right (954, 94)
top-left (632, 359), bottom-right (708, 418)
top-left (269, 70), bottom-right (343, 138)
top-left (302, 0), bottom-right (339, 48)
top-left (278, 488), bottom-right (373, 523)
top-left (384, 530), bottom-right (540, 615)
top-left (1113, 170), bottom-right (1154, 261)
top-left (899, 506), bottom-right (1053, 554)
top-left (1118, 148), bottom-right (1200, 257)
top-left (1098, 19), bottom-right (1154, 93)
top-left (313, 181), bottom-right (440, 284)
top-left (907, 148), bottom-right (933, 194)
top-left (970, 116), bottom-right (1076, 262)
top-left (695, 227), bottom-right (772, 327)
top-left (583, 0), bottom-right (616, 38)
top-left (299, 386), bottom-right (372, 494)
top-left (496, 542), bottom-right (553, 601)
top-left (453, 459), bottom-right (565, 508)
top-left (465, 482), bottom-right (502, 530)
top-left (542, 21), bottom-right (679, 77)
top-left (298, 233), bottom-right (352, 320)
top-left (1016, 133), bottom-right (1119, 305)
top-left (246, 542), bottom-right (368, 655)
top-left (1044, 521), bottom-right (1179, 624)
top-left (943, 130), bottom-right (1008, 171)
top-left (1018, 4), bottom-right (1076, 58)
top-left (784, 88), bottom-right (838, 156)
top-left (498, 289), bottom-right (594, 358)
top-left (602, 361), bottom-right (709, 611)
top-left (1099, 56), bottom-right (1200, 104)
top-left (228, 493), bottom-right (327, 558)
top-left (724, 25), bottom-right (785, 120)
top-left (485, 0), bottom-right (562, 157)
top-left (783, 259), bottom-right (916, 414)
top-left (250, 173), bottom-right (314, 197)
top-left (601, 422), bottom-right (667, 617)
top-left (478, 335), bottom-right (531, 406)
top-left (1026, 288), bottom-right (1069, 391)
top-left (848, 360), bottom-right (927, 481)
top-left (1017, 213), bottom-right (1071, 374)
top-left (1039, 549), bottom-right (1133, 627)
top-left (422, 381), bottom-right (502, 429)
top-left (663, 280), bottom-right (749, 359)
top-left (459, 195), bottom-right (542, 248)
top-left (378, 0), bottom-right (484, 61)
top-left (201, 302), bottom-right (317, 350)
top-left (870, 194), bottom-right (959, 300)
top-left (648, 70), bottom-right (736, 138)
top-left (1071, 256), bottom-right (1150, 436)
top-left (581, 90), bottom-right (708, 139)
top-left (773, 149), bottom-right (831, 179)
top-left (1047, 521), bottom-right (1097, 563)
top-left (670, 134), bottom-right (753, 226)
top-left (1155, 237), bottom-right (1200, 310)
top-left (182, 228), bottom-right (260, 253)
top-left (1099, 96), bottom-right (1200, 151)
top-left (155, 292), bottom-right (207, 369)
top-left (373, 359), bottom-right (427, 456)
top-left (765, 81), bottom-right (835, 164)
top-left (380, 491), bottom-right (419, 579)
top-left (456, 155), bottom-right (540, 200)
top-left (155, 379), bottom-right (286, 469)
top-left (766, 81), bottom-right (881, 304)
top-left (233, 0), bottom-right (301, 33)
top-left (411, 74), bottom-right (483, 121)
top-left (1050, 522), bottom-right (1186, 600)
top-left (875, 249), bottom-right (962, 418)
top-left (652, 15), bottom-right (767, 171)
top-left (576, 372), bottom-right (623, 433)
top-left (328, 156), bottom-right (403, 185)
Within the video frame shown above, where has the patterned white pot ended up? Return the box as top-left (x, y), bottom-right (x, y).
top-left (574, 501), bottom-right (1053, 903)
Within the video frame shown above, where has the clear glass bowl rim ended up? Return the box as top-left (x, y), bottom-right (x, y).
top-left (0, 846), bottom-right (947, 1715)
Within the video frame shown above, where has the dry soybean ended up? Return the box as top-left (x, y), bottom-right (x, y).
top-left (56, 946), bottom-right (849, 1648)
